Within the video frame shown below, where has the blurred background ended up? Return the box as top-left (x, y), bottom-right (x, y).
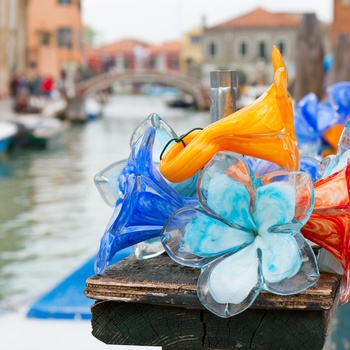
top-left (0, 0), bottom-right (350, 349)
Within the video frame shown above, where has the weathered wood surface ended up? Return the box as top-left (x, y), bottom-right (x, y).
top-left (85, 254), bottom-right (341, 349)
top-left (85, 254), bottom-right (340, 311)
top-left (90, 301), bottom-right (336, 349)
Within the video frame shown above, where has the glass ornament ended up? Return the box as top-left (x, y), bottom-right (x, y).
top-left (162, 152), bottom-right (318, 317)
top-left (160, 46), bottom-right (299, 183)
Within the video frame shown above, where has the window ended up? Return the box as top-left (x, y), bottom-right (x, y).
top-left (258, 41), bottom-right (267, 60)
top-left (190, 36), bottom-right (201, 44)
top-left (277, 40), bottom-right (286, 55)
top-left (186, 58), bottom-right (193, 66)
top-left (57, 28), bottom-right (73, 48)
top-left (240, 41), bottom-right (248, 57)
top-left (58, 0), bottom-right (71, 4)
top-left (170, 57), bottom-right (179, 69)
top-left (208, 41), bottom-right (217, 58)
top-left (39, 31), bottom-right (51, 46)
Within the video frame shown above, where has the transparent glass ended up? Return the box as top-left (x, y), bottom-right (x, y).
top-left (326, 81), bottom-right (350, 124)
top-left (162, 152), bottom-right (318, 317)
top-left (323, 82), bottom-right (350, 149)
top-left (302, 138), bottom-right (350, 304)
top-left (293, 92), bottom-right (338, 157)
top-left (94, 124), bottom-right (198, 274)
top-left (160, 47), bottom-right (299, 183)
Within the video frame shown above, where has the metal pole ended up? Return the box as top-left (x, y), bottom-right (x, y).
top-left (209, 70), bottom-right (238, 123)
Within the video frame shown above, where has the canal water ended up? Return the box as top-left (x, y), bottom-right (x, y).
top-left (0, 94), bottom-right (349, 349)
top-left (0, 95), bottom-right (209, 306)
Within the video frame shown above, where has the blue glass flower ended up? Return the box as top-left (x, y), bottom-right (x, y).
top-left (94, 125), bottom-right (198, 274)
top-left (162, 152), bottom-right (319, 317)
top-left (326, 82), bottom-right (350, 124)
top-left (319, 120), bottom-right (350, 178)
top-left (294, 93), bottom-right (338, 156)
top-left (94, 113), bottom-right (198, 207)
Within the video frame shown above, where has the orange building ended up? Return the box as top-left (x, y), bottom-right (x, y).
top-left (332, 0), bottom-right (350, 46)
top-left (86, 38), bottom-right (181, 74)
top-left (98, 39), bottom-right (151, 72)
top-left (148, 41), bottom-right (181, 72)
top-left (26, 0), bottom-right (83, 79)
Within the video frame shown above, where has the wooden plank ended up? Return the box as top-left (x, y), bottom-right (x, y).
top-left (90, 300), bottom-right (335, 349)
top-left (85, 254), bottom-right (341, 311)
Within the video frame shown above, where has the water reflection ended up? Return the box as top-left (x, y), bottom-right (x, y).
top-left (0, 95), bottom-right (209, 304)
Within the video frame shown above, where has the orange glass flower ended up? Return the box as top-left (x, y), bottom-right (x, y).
top-left (160, 46), bottom-right (299, 183)
top-left (302, 160), bottom-right (350, 304)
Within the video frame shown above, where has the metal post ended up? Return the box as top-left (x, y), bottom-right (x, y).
top-left (209, 70), bottom-right (238, 123)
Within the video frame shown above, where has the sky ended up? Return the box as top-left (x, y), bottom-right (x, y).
top-left (82, 0), bottom-right (333, 45)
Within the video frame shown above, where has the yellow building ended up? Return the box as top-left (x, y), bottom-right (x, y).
top-left (180, 27), bottom-right (203, 79)
top-left (26, 0), bottom-right (83, 79)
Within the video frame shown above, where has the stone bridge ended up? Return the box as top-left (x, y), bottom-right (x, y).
top-left (66, 70), bottom-right (210, 120)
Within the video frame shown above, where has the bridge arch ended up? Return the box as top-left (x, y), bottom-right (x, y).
top-left (75, 70), bottom-right (210, 110)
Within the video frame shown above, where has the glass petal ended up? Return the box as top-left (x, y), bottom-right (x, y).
top-left (94, 159), bottom-right (127, 207)
top-left (161, 207), bottom-right (254, 268)
top-left (256, 234), bottom-right (302, 283)
top-left (129, 112), bottom-right (177, 160)
top-left (199, 152), bottom-right (255, 230)
top-left (259, 171), bottom-right (313, 228)
top-left (263, 232), bottom-right (319, 294)
top-left (197, 245), bottom-right (263, 317)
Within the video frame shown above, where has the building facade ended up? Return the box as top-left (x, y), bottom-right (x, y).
top-left (26, 0), bottom-right (83, 80)
top-left (86, 39), bottom-right (181, 74)
top-left (332, 0), bottom-right (350, 46)
top-left (201, 8), bottom-right (303, 85)
top-left (148, 41), bottom-right (180, 72)
top-left (0, 0), bottom-right (27, 97)
top-left (180, 27), bottom-right (203, 79)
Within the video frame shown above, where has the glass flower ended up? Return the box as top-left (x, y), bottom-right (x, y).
top-left (162, 152), bottom-right (319, 317)
top-left (323, 82), bottom-right (350, 149)
top-left (326, 82), bottom-right (350, 124)
top-left (302, 122), bottom-right (350, 304)
top-left (247, 156), bottom-right (321, 183)
top-left (94, 125), bottom-right (198, 274)
top-left (293, 92), bottom-right (338, 157)
top-left (94, 113), bottom-right (197, 207)
top-left (160, 46), bottom-right (299, 183)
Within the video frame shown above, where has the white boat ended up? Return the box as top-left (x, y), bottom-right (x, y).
top-left (84, 97), bottom-right (102, 121)
top-left (11, 115), bottom-right (69, 150)
top-left (0, 121), bottom-right (17, 155)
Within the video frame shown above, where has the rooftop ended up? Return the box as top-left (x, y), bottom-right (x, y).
top-left (210, 8), bottom-right (301, 29)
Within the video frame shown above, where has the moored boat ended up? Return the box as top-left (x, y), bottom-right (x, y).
top-left (0, 122), bottom-right (18, 155)
top-left (10, 115), bottom-right (69, 150)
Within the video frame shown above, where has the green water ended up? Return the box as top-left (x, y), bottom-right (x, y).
top-left (0, 95), bottom-right (209, 304)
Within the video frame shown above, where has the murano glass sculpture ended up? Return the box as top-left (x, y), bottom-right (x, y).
top-left (159, 46), bottom-right (299, 183)
top-left (302, 121), bottom-right (350, 304)
top-left (94, 124), bottom-right (198, 274)
top-left (323, 82), bottom-right (350, 150)
top-left (94, 113), bottom-right (198, 207)
top-left (293, 92), bottom-right (338, 157)
top-left (162, 152), bottom-right (319, 317)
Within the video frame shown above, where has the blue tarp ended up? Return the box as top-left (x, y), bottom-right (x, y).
top-left (26, 247), bottom-right (133, 320)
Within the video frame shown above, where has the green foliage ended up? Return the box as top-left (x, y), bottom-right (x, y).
top-left (83, 25), bottom-right (98, 46)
